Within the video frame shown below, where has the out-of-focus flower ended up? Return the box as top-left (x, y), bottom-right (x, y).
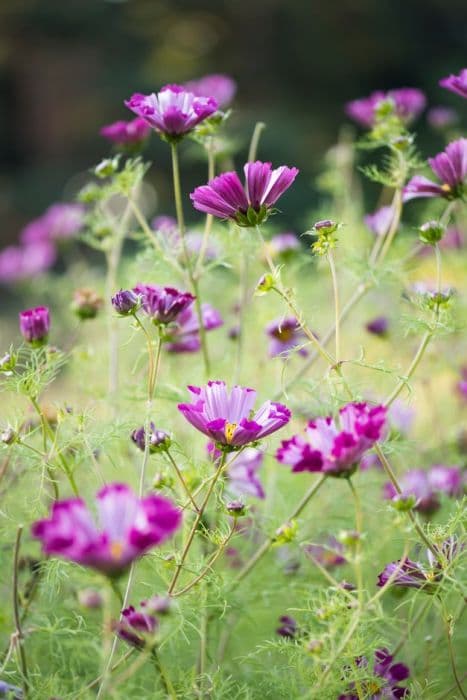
top-left (439, 68), bottom-right (467, 99)
top-left (404, 138), bottom-right (467, 202)
top-left (339, 648), bottom-right (410, 700)
top-left (31, 483), bottom-right (181, 577)
top-left (208, 443), bottom-right (265, 499)
top-left (388, 401), bottom-right (415, 436)
top-left (428, 464), bottom-right (464, 497)
top-left (133, 284), bottom-right (195, 324)
top-left (100, 117), bottom-right (151, 148)
top-left (131, 424), bottom-right (171, 453)
top-left (0, 680), bottom-right (23, 699)
top-left (457, 367), bottom-right (467, 400)
top-left (277, 402), bottom-right (387, 477)
top-left (377, 558), bottom-right (429, 590)
top-left (266, 232), bottom-right (301, 258)
top-left (184, 74), bottom-right (236, 109)
top-left (19, 306), bottom-right (50, 345)
top-left (364, 205), bottom-right (394, 237)
top-left (190, 161), bottom-right (299, 227)
top-left (111, 289), bottom-right (140, 316)
top-left (383, 469), bottom-right (440, 514)
top-left (125, 85), bottom-right (218, 140)
top-left (0, 241), bottom-right (57, 284)
top-left (78, 588), bottom-right (104, 609)
top-left (304, 536), bottom-right (347, 569)
top-left (276, 615), bottom-right (298, 638)
top-left (266, 317), bottom-right (307, 358)
top-left (115, 603), bottom-right (158, 649)
top-left (346, 88), bottom-right (426, 128)
top-left (365, 316), bottom-right (389, 337)
top-left (72, 288), bottom-right (103, 320)
top-left (165, 303), bottom-right (223, 353)
top-left (178, 381), bottom-right (291, 449)
top-left (427, 106), bottom-right (459, 129)
top-left (20, 203), bottom-right (84, 244)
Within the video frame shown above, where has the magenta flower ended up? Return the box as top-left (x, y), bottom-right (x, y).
top-left (439, 68), bottom-right (467, 99)
top-left (364, 205), bottom-right (394, 237)
top-left (427, 106), bottom-right (459, 129)
top-left (31, 483), bottom-right (181, 577)
top-left (377, 557), bottom-right (432, 591)
top-left (208, 442), bottom-right (265, 499)
top-left (111, 289), bottom-right (141, 315)
top-left (346, 87), bottom-right (426, 128)
top-left (20, 203), bottom-right (84, 244)
top-left (165, 303), bottom-right (223, 353)
top-left (115, 603), bottom-right (158, 649)
top-left (265, 317), bottom-right (307, 358)
top-left (178, 381), bottom-right (291, 449)
top-left (0, 241), bottom-right (57, 284)
top-left (365, 316), bottom-right (389, 337)
top-left (125, 84), bottom-right (218, 140)
top-left (131, 423), bottom-right (170, 453)
top-left (339, 648), bottom-right (410, 700)
top-left (304, 536), bottom-right (347, 569)
top-left (277, 402), bottom-right (387, 478)
top-left (19, 306), bottom-right (50, 345)
top-left (404, 138), bottom-right (467, 201)
top-left (428, 465), bottom-right (464, 497)
top-left (383, 469), bottom-right (440, 514)
top-left (184, 73), bottom-right (236, 109)
top-left (100, 117), bottom-right (151, 147)
top-left (190, 161), bottom-right (299, 227)
top-left (133, 284), bottom-right (195, 324)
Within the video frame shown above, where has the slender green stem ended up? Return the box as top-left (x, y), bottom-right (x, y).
top-left (166, 449), bottom-right (200, 513)
top-left (445, 615), bottom-right (467, 699)
top-left (392, 598), bottom-right (432, 657)
top-left (234, 245), bottom-right (249, 384)
top-left (376, 188), bottom-right (403, 264)
top-left (172, 526), bottom-right (235, 597)
top-left (348, 478), bottom-right (364, 608)
top-left (327, 249), bottom-right (340, 363)
top-left (13, 526), bottom-right (29, 695)
top-left (109, 579), bottom-right (124, 607)
top-left (384, 331), bottom-right (432, 408)
top-left (247, 122), bottom-right (266, 162)
top-left (195, 139), bottom-right (216, 275)
top-left (152, 648), bottom-right (177, 699)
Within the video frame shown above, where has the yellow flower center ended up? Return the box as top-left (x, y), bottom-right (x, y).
top-left (441, 183), bottom-right (452, 193)
top-left (110, 541), bottom-right (124, 560)
top-left (277, 327), bottom-right (294, 341)
top-left (224, 422), bottom-right (238, 443)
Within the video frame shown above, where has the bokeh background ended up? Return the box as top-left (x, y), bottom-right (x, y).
top-left (1, 0), bottom-right (466, 246)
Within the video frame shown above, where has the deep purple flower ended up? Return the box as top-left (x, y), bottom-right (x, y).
top-left (190, 161), bottom-right (299, 227)
top-left (111, 289), bottom-right (140, 315)
top-left (304, 536), bottom-right (347, 569)
top-left (100, 117), bottom-right (151, 147)
top-left (364, 205), bottom-right (394, 237)
top-left (439, 68), bottom-right (467, 99)
top-left (184, 73), bottom-right (236, 109)
top-left (165, 303), bottom-right (223, 353)
top-left (383, 469), bottom-right (440, 515)
top-left (31, 483), bottom-right (181, 576)
top-left (0, 241), bottom-right (57, 283)
top-left (346, 88), bottom-right (426, 128)
top-left (19, 306), bottom-right (50, 345)
top-left (133, 283), bottom-right (195, 324)
top-left (339, 647), bottom-right (410, 700)
top-left (125, 84), bottom-right (218, 139)
top-left (277, 402), bottom-right (387, 478)
top-left (131, 423), bottom-right (171, 453)
top-left (178, 381), bottom-right (291, 449)
top-left (20, 203), bottom-right (84, 244)
top-left (265, 317), bottom-right (307, 358)
top-left (404, 138), bottom-right (467, 201)
top-left (427, 106), bottom-right (459, 129)
top-left (428, 465), bottom-right (464, 497)
top-left (268, 232), bottom-right (300, 257)
top-left (366, 316), bottom-right (389, 337)
top-left (208, 442), bottom-right (265, 499)
top-left (115, 604), bottom-right (158, 649)
top-left (0, 681), bottom-right (23, 699)
top-left (377, 557), bottom-right (431, 591)
top-left (276, 615), bottom-right (298, 638)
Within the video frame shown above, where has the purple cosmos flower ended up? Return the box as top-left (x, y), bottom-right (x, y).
top-left (427, 106), bottom-right (459, 129)
top-left (190, 161), bottom-right (299, 227)
top-left (0, 241), bottom-right (57, 284)
top-left (268, 232), bottom-right (301, 257)
top-left (184, 73), bottom-right (236, 109)
top-left (277, 402), bottom-right (387, 478)
top-left (100, 117), bottom-right (151, 147)
top-left (178, 381), bottom-right (291, 449)
top-left (266, 317), bottom-right (307, 358)
top-left (366, 316), bottom-right (389, 337)
top-left (428, 465), bottom-right (464, 497)
top-left (125, 84), bottom-right (218, 140)
top-left (20, 203), bottom-right (84, 244)
top-left (457, 367), bottom-right (467, 400)
top-left (276, 615), bottom-right (298, 639)
top-left (208, 442), bottom-right (265, 499)
top-left (377, 557), bottom-right (432, 591)
top-left (346, 87), bottom-right (426, 128)
top-left (304, 536), bottom-right (347, 569)
top-left (115, 604), bottom-right (158, 649)
top-left (383, 470), bottom-right (440, 515)
top-left (133, 283), bottom-right (195, 324)
top-left (340, 647), bottom-right (410, 700)
top-left (19, 306), bottom-right (50, 345)
top-left (31, 483), bottom-right (181, 577)
top-left (364, 205), bottom-right (394, 237)
top-left (404, 138), bottom-right (467, 201)
top-left (131, 423), bottom-right (171, 453)
top-left (439, 68), bottom-right (467, 99)
top-left (111, 289), bottom-right (140, 315)
top-left (388, 401), bottom-right (415, 437)
top-left (165, 303), bottom-right (223, 353)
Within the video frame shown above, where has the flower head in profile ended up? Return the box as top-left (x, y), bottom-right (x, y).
top-left (115, 602), bottom-right (159, 649)
top-left (277, 402), bottom-right (387, 478)
top-left (208, 442), bottom-right (265, 499)
top-left (339, 648), bottom-right (410, 700)
top-left (364, 205), bottom-right (394, 237)
top-left (131, 423), bottom-right (171, 453)
top-left (346, 87), bottom-right (426, 128)
top-left (178, 381), bottom-right (291, 449)
top-left (165, 303), bottom-right (223, 353)
top-left (19, 306), bottom-right (50, 345)
top-left (377, 557), bottom-right (430, 591)
top-left (100, 117), bottom-right (151, 149)
top-left (265, 317), bottom-right (307, 358)
top-left (111, 289), bottom-right (141, 316)
top-left (184, 74), bottom-right (236, 109)
top-left (365, 316), bottom-right (389, 337)
top-left (125, 84), bottom-right (218, 141)
top-left (31, 483), bottom-right (181, 577)
top-left (133, 284), bottom-right (195, 324)
top-left (190, 161), bottom-right (299, 227)
top-left (439, 68), bottom-right (467, 99)
top-left (404, 138), bottom-right (467, 201)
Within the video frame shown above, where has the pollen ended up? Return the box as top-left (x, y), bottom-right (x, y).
top-left (110, 540), bottom-right (124, 560)
top-left (441, 183), bottom-right (451, 193)
top-left (224, 422), bottom-right (238, 443)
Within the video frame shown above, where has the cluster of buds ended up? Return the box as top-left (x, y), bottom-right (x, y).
top-left (309, 219), bottom-right (341, 255)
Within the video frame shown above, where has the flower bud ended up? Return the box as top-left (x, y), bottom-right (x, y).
top-left (78, 588), bottom-right (104, 609)
top-left (255, 273), bottom-right (275, 294)
top-left (152, 472), bottom-right (174, 490)
top-left (72, 288), bottom-right (104, 320)
top-left (226, 500), bottom-right (246, 517)
top-left (274, 520), bottom-right (297, 545)
top-left (389, 493), bottom-right (417, 512)
top-left (0, 352), bottom-right (16, 375)
top-left (391, 134), bottom-right (414, 151)
top-left (94, 156), bottom-right (120, 178)
top-left (19, 306), bottom-right (50, 346)
top-left (306, 639), bottom-right (323, 654)
top-left (419, 221), bottom-right (445, 245)
top-left (337, 530), bottom-right (361, 547)
top-left (313, 219), bottom-right (339, 235)
top-left (1, 427), bottom-right (18, 445)
top-left (111, 289), bottom-right (140, 315)
top-left (142, 595), bottom-right (171, 615)
top-left (131, 424), bottom-right (171, 453)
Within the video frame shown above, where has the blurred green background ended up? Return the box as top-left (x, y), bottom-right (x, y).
top-left (1, 0), bottom-right (466, 245)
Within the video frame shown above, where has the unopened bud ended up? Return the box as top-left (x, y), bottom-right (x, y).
top-left (1, 428), bottom-right (17, 445)
top-left (419, 221), bottom-right (445, 245)
top-left (390, 494), bottom-right (417, 512)
top-left (256, 274), bottom-right (275, 294)
top-left (95, 156), bottom-right (119, 178)
top-left (274, 520), bottom-right (297, 545)
top-left (226, 500), bottom-right (246, 517)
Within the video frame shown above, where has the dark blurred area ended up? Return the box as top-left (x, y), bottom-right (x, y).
top-left (1, 0), bottom-right (466, 243)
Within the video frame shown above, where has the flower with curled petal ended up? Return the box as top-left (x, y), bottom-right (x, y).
top-left (404, 138), bottom-right (467, 202)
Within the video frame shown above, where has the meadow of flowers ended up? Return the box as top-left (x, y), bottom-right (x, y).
top-left (0, 69), bottom-right (466, 699)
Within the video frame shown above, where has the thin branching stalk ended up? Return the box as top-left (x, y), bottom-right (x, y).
top-left (348, 478), bottom-right (364, 608)
top-left (247, 122), bottom-right (266, 163)
top-left (392, 598), bottom-right (432, 656)
top-left (152, 648), bottom-right (178, 700)
top-left (195, 138), bottom-right (216, 276)
top-left (166, 449), bottom-right (200, 513)
top-left (444, 614), bottom-right (467, 699)
top-left (327, 249), bottom-right (340, 363)
top-left (13, 526), bottom-right (29, 696)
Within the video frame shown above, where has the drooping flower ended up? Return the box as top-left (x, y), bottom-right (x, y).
top-left (115, 604), bottom-right (158, 649)
top-left (382, 469), bottom-right (440, 515)
top-left (403, 138), bottom-right (467, 201)
top-left (276, 402), bottom-right (387, 478)
top-left (208, 442), bottom-right (265, 499)
top-left (276, 615), bottom-right (298, 638)
top-left (427, 106), bottom-right (459, 129)
top-left (184, 73), bottom-right (236, 109)
top-left (31, 483), bottom-right (181, 577)
top-left (19, 306), bottom-right (50, 345)
top-left (364, 205), bottom-right (394, 237)
top-left (365, 316), bottom-right (389, 337)
top-left (346, 87), bottom-right (426, 128)
top-left (125, 85), bottom-right (218, 140)
top-left (439, 68), bottom-right (467, 99)
top-left (178, 381), bottom-right (291, 449)
top-left (304, 536), bottom-right (347, 569)
top-left (111, 289), bottom-right (141, 316)
top-left (133, 284), bottom-right (195, 324)
top-left (100, 117), bottom-right (151, 148)
top-left (190, 161), bottom-right (299, 227)
top-left (165, 303), bottom-right (223, 353)
top-left (339, 647), bottom-right (410, 700)
top-left (131, 423), bottom-right (171, 453)
top-left (265, 317), bottom-right (307, 358)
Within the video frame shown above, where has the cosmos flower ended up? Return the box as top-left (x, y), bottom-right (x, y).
top-left (184, 73), bottom-right (236, 109)
top-left (111, 289), bottom-right (141, 315)
top-left (365, 316), bottom-right (389, 337)
top-left (439, 68), bottom-right (467, 99)
top-left (131, 423), bottom-right (171, 453)
top-left (208, 442), bottom-right (265, 499)
top-left (165, 303), bottom-right (223, 353)
top-left (403, 138), bottom-right (467, 202)
top-left (20, 203), bottom-right (85, 245)
top-left (339, 648), bottom-right (410, 700)
top-left (133, 284), bottom-right (195, 324)
top-left (427, 106), bottom-right (459, 129)
top-left (265, 317), bottom-right (307, 358)
top-left (0, 241), bottom-right (57, 284)
top-left (346, 87), bottom-right (426, 128)
top-left (115, 603), bottom-right (158, 649)
top-left (276, 615), bottom-right (298, 638)
top-left (100, 117), bottom-right (151, 148)
top-left (304, 536), bottom-right (347, 569)
top-left (19, 306), bottom-right (50, 345)
top-left (364, 205), bottom-right (394, 237)
top-left (382, 469), bottom-right (440, 515)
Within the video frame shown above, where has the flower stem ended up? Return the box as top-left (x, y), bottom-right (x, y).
top-left (445, 614), bottom-right (467, 699)
top-left (347, 478), bottom-right (364, 608)
top-left (195, 138), bottom-right (216, 275)
top-left (172, 525), bottom-right (234, 597)
top-left (166, 449), bottom-right (200, 513)
top-left (247, 122), bottom-right (266, 163)
top-left (151, 648), bottom-right (178, 699)
top-left (13, 526), bottom-right (29, 696)
top-left (327, 249), bottom-right (340, 363)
